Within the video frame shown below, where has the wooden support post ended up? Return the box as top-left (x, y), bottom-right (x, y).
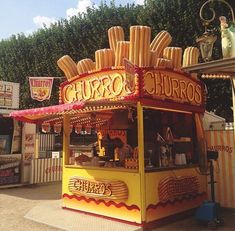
top-left (63, 115), bottom-right (70, 166)
top-left (137, 101), bottom-right (146, 222)
top-left (231, 78), bottom-right (235, 139)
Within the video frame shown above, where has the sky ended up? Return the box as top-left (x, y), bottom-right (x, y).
top-left (0, 0), bottom-right (144, 40)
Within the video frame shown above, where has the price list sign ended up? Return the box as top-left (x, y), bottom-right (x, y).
top-left (0, 83), bottom-right (13, 107)
top-left (0, 81), bottom-right (19, 109)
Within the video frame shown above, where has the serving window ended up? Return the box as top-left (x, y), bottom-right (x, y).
top-left (64, 109), bottom-right (138, 170)
top-left (143, 108), bottom-right (198, 169)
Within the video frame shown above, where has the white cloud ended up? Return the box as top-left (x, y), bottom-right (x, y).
top-left (24, 29), bottom-right (34, 36)
top-left (33, 16), bottom-right (57, 28)
top-left (66, 0), bottom-right (97, 19)
top-left (134, 0), bottom-right (145, 5)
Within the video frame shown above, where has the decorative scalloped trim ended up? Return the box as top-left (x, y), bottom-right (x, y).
top-left (63, 193), bottom-right (140, 211)
top-left (146, 192), bottom-right (207, 210)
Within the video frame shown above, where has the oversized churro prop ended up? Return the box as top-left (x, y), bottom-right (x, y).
top-left (95, 49), bottom-right (114, 70)
top-left (57, 26), bottom-right (199, 80)
top-left (129, 26), bottom-right (151, 67)
top-left (57, 55), bottom-right (78, 80)
top-left (182, 47), bottom-right (200, 67)
top-left (150, 30), bottom-right (172, 66)
top-left (155, 58), bottom-right (173, 68)
top-left (163, 47), bottom-right (182, 69)
top-left (108, 26), bottom-right (125, 52)
top-left (182, 47), bottom-right (200, 79)
top-left (77, 58), bottom-right (95, 75)
top-left (115, 41), bottom-right (130, 67)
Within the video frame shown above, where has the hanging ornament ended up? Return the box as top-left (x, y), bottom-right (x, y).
top-left (41, 123), bottom-right (51, 133)
top-left (54, 123), bottom-right (62, 134)
top-left (70, 124), bottom-right (73, 134)
top-left (75, 124), bottom-right (83, 134)
top-left (85, 124), bottom-right (92, 134)
top-left (128, 108), bottom-right (134, 123)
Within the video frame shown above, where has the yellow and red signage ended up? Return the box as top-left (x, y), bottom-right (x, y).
top-left (61, 69), bottom-right (134, 103)
top-left (60, 66), bottom-right (205, 112)
top-left (68, 176), bottom-right (128, 200)
top-left (206, 130), bottom-right (235, 208)
top-left (29, 77), bottom-right (54, 101)
top-left (143, 69), bottom-right (203, 106)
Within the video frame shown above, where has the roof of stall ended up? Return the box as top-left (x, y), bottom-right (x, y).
top-left (10, 100), bottom-right (132, 124)
top-left (183, 57), bottom-right (235, 78)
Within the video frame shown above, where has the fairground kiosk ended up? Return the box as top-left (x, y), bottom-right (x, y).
top-left (0, 81), bottom-right (23, 187)
top-left (10, 26), bottom-right (208, 229)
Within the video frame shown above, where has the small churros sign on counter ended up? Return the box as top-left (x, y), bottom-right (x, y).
top-left (68, 176), bottom-right (128, 200)
top-left (158, 175), bottom-right (199, 202)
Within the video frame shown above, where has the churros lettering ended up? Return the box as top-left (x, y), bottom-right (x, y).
top-left (144, 70), bottom-right (202, 105)
top-left (208, 145), bottom-right (233, 154)
top-left (63, 71), bottom-right (132, 103)
top-left (158, 176), bottom-right (199, 202)
top-left (68, 177), bottom-right (128, 200)
top-left (73, 178), bottom-right (112, 196)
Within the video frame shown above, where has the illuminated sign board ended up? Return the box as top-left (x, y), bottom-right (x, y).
top-left (61, 69), bottom-right (133, 103)
top-left (143, 70), bottom-right (203, 106)
top-left (60, 67), bottom-right (204, 109)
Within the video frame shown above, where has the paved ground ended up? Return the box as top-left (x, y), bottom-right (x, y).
top-left (0, 182), bottom-right (61, 231)
top-left (1, 182), bottom-right (235, 231)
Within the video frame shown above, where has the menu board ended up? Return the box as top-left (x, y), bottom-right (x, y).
top-left (0, 81), bottom-right (19, 109)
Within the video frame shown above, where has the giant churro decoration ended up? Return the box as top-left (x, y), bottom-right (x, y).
top-left (57, 25), bottom-right (203, 112)
top-left (57, 25), bottom-right (199, 79)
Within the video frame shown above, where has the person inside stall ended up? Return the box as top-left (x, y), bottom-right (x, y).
top-left (102, 134), bottom-right (115, 161)
top-left (113, 138), bottom-right (133, 167)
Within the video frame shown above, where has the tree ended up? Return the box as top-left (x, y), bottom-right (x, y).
top-left (0, 0), bottom-right (234, 120)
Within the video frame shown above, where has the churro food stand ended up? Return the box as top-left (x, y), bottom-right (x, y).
top-left (10, 25), bottom-right (208, 228)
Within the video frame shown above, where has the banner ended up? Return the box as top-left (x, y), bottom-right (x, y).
top-left (29, 77), bottom-right (54, 101)
top-left (206, 130), bottom-right (235, 208)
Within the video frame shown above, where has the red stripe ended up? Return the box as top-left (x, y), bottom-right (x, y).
top-left (63, 193), bottom-right (140, 211)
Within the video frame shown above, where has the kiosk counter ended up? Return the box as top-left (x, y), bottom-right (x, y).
top-left (10, 25), bottom-right (208, 229)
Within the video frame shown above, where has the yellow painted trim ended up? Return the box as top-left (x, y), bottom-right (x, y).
top-left (232, 79), bottom-right (235, 147)
top-left (35, 133), bottom-right (39, 159)
top-left (64, 165), bottom-right (138, 172)
top-left (137, 101), bottom-right (146, 222)
top-left (142, 105), bottom-right (192, 114)
top-left (63, 115), bottom-right (70, 166)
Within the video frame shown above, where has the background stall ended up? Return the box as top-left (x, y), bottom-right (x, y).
top-left (0, 81), bottom-right (22, 187)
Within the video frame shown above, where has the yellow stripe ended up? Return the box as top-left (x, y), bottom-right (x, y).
top-left (137, 101), bottom-right (146, 222)
top-left (205, 131), bottom-right (211, 199)
top-left (220, 131), bottom-right (228, 206)
top-left (213, 130), bottom-right (222, 203)
top-left (226, 130), bottom-right (234, 207)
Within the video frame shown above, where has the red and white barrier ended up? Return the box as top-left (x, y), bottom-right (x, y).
top-left (205, 130), bottom-right (235, 208)
top-left (30, 158), bottom-right (62, 184)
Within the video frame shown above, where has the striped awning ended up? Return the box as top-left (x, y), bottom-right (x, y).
top-left (10, 100), bottom-right (129, 124)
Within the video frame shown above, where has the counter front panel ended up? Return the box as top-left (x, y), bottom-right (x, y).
top-left (145, 167), bottom-right (207, 223)
top-left (62, 166), bottom-right (142, 224)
